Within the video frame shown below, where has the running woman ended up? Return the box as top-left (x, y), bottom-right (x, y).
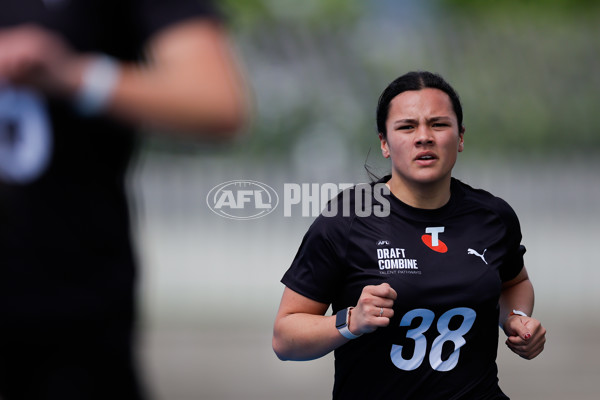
top-left (273, 71), bottom-right (546, 399)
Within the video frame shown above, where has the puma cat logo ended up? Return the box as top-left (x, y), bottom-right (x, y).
top-left (467, 248), bottom-right (488, 265)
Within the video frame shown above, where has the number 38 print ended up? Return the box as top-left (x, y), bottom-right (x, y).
top-left (391, 307), bottom-right (476, 372)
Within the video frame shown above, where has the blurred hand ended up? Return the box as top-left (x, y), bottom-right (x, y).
top-left (504, 315), bottom-right (546, 359)
top-left (0, 24), bottom-right (87, 96)
top-left (348, 283), bottom-right (397, 335)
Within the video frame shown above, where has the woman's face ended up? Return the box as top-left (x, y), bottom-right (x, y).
top-left (380, 88), bottom-right (464, 189)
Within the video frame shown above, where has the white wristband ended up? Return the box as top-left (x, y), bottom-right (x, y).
top-left (499, 309), bottom-right (529, 330)
top-left (510, 309), bottom-right (528, 317)
top-left (74, 55), bottom-right (120, 116)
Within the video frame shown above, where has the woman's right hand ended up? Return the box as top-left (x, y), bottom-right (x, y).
top-left (349, 283), bottom-right (397, 335)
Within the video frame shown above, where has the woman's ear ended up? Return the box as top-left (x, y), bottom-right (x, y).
top-left (458, 126), bottom-right (465, 153)
top-left (379, 133), bottom-right (390, 158)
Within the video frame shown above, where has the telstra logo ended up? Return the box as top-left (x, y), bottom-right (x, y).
top-left (422, 226), bottom-right (448, 253)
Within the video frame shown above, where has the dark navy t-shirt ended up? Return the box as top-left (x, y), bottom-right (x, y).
top-left (0, 0), bottom-right (217, 322)
top-left (282, 176), bottom-right (525, 399)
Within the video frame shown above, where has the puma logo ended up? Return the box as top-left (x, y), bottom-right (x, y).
top-left (467, 248), bottom-right (488, 265)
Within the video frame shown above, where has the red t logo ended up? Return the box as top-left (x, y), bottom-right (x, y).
top-left (422, 227), bottom-right (448, 253)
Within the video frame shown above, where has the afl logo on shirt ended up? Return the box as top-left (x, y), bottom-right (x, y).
top-left (0, 86), bottom-right (53, 185)
top-left (422, 226), bottom-right (448, 253)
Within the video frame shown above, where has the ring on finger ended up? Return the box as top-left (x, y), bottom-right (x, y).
top-left (379, 307), bottom-right (384, 317)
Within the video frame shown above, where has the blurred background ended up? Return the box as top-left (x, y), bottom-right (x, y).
top-left (128, 0), bottom-right (600, 399)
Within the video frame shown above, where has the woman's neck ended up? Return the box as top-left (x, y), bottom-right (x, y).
top-left (386, 176), bottom-right (452, 210)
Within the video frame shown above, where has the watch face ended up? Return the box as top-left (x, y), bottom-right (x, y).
top-left (336, 308), bottom-right (348, 328)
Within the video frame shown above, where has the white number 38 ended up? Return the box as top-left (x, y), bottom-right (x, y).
top-left (390, 307), bottom-right (476, 372)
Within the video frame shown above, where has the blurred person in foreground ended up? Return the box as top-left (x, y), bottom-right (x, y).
top-left (273, 71), bottom-right (546, 399)
top-left (0, 0), bottom-right (248, 399)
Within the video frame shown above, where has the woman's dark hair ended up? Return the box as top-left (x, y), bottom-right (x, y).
top-left (376, 71), bottom-right (463, 138)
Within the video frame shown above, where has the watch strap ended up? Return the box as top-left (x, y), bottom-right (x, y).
top-left (336, 307), bottom-right (362, 339)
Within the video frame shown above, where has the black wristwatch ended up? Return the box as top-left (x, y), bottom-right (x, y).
top-left (335, 307), bottom-right (362, 339)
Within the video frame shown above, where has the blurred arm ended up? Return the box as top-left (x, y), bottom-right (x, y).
top-left (108, 19), bottom-right (249, 137)
top-left (0, 20), bottom-right (249, 138)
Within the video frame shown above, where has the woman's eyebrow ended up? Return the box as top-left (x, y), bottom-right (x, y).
top-left (393, 116), bottom-right (452, 126)
top-left (393, 118), bottom-right (418, 126)
top-left (428, 116), bottom-right (453, 123)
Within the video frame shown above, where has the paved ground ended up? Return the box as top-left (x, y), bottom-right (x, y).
top-left (140, 314), bottom-right (599, 400)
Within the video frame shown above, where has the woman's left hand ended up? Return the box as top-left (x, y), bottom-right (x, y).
top-left (504, 315), bottom-right (546, 359)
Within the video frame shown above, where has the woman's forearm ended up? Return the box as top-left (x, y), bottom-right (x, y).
top-left (273, 313), bottom-right (347, 361)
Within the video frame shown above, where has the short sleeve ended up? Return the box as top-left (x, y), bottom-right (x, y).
top-left (134, 0), bottom-right (221, 44)
top-left (495, 197), bottom-right (526, 282)
top-left (281, 213), bottom-right (351, 305)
